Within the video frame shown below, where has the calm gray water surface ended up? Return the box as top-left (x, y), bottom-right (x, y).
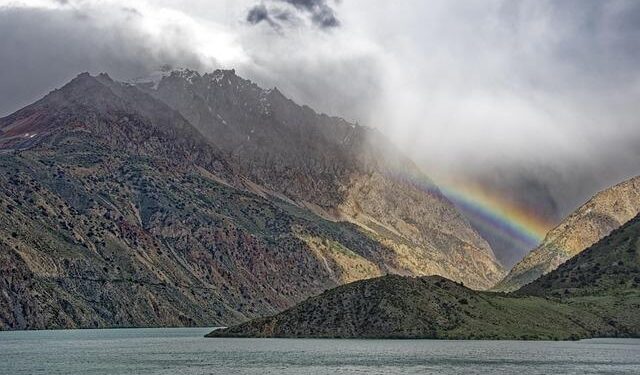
top-left (0, 328), bottom-right (638, 374)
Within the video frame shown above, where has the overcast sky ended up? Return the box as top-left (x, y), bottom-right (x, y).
top-left (2, 0), bottom-right (640, 232)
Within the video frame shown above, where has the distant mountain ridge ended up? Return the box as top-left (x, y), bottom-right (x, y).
top-left (495, 175), bottom-right (640, 291)
top-left (0, 70), bottom-right (502, 330)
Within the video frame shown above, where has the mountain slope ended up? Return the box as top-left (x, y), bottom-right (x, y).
top-left (0, 73), bottom-right (386, 329)
top-left (520, 214), bottom-right (640, 297)
top-left (495, 176), bottom-right (640, 291)
top-left (209, 214), bottom-right (640, 339)
top-left (136, 69), bottom-right (504, 289)
top-left (1, 71), bottom-right (501, 330)
top-left (517, 214), bottom-right (640, 335)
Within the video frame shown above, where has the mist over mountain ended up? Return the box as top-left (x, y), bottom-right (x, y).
top-left (1, 0), bottom-right (640, 266)
top-left (0, 69), bottom-right (505, 330)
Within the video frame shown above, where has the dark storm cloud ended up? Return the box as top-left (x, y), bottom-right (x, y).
top-left (246, 0), bottom-right (339, 30)
top-left (282, 0), bottom-right (340, 27)
top-left (247, 3), bottom-right (283, 31)
top-left (247, 4), bottom-right (270, 24)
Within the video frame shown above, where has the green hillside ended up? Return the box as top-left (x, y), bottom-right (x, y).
top-left (209, 215), bottom-right (640, 339)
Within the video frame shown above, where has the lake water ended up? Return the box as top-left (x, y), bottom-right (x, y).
top-left (0, 328), bottom-right (639, 374)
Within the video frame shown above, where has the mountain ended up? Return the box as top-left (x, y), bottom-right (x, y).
top-left (135, 69), bottom-right (504, 289)
top-left (516, 214), bottom-right (640, 335)
top-left (0, 70), bottom-right (501, 330)
top-left (495, 176), bottom-right (640, 291)
top-left (206, 274), bottom-right (607, 340)
top-left (209, 214), bottom-right (640, 339)
top-left (519, 213), bottom-right (640, 298)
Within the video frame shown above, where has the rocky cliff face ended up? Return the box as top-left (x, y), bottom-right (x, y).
top-left (495, 176), bottom-right (640, 291)
top-left (0, 71), bottom-right (502, 330)
top-left (139, 69), bottom-right (504, 289)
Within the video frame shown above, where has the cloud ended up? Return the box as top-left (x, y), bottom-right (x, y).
top-left (247, 4), bottom-right (274, 26)
top-left (0, 1), bottom-right (247, 115)
top-left (283, 0), bottom-right (340, 28)
top-left (246, 0), bottom-right (339, 30)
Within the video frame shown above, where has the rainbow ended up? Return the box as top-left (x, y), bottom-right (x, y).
top-left (439, 181), bottom-right (552, 248)
top-left (386, 171), bottom-right (553, 249)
